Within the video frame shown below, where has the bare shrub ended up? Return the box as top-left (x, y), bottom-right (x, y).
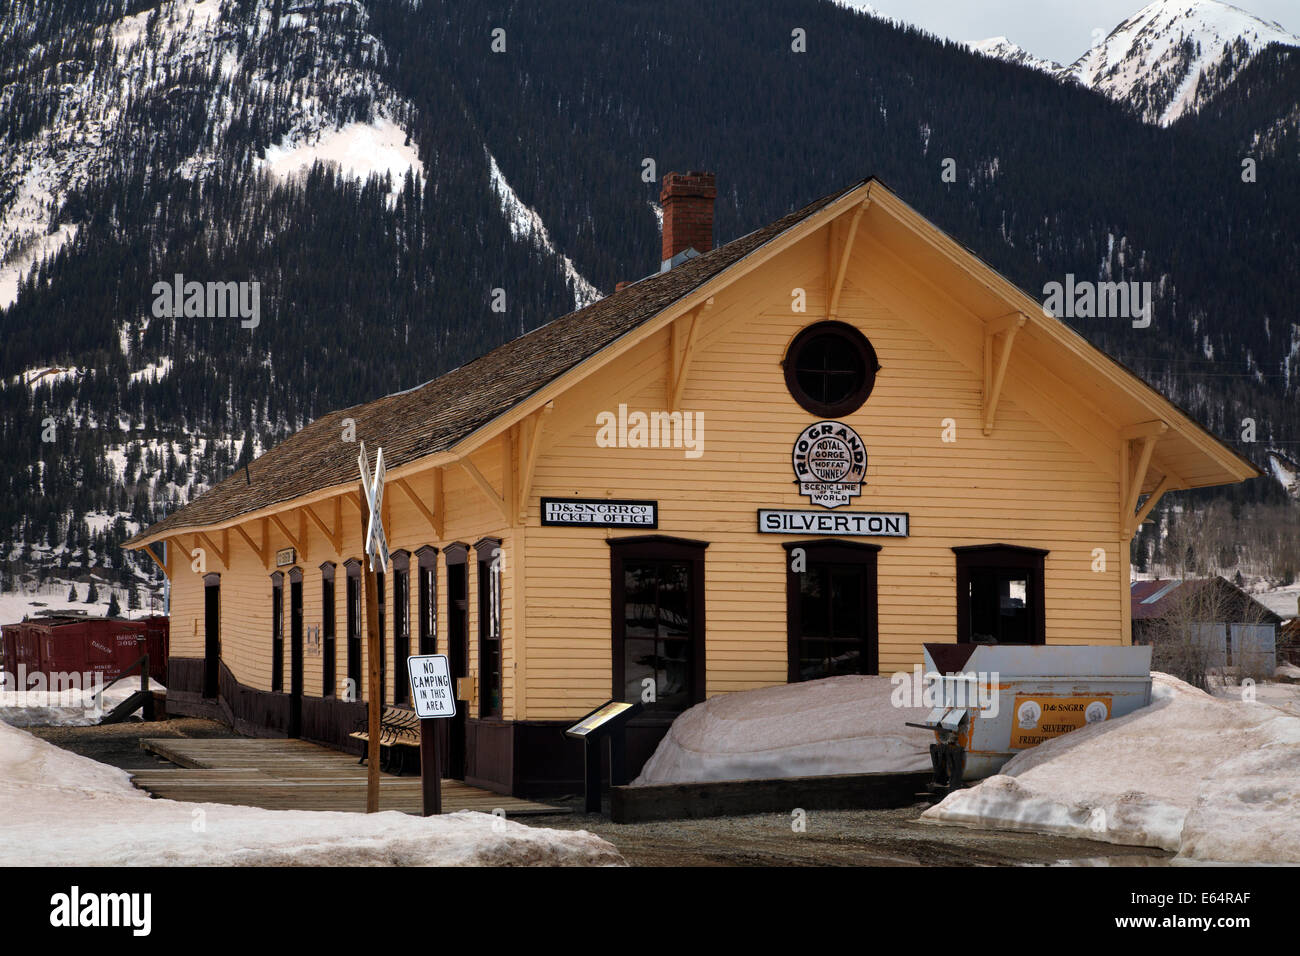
top-left (1143, 578), bottom-right (1276, 692)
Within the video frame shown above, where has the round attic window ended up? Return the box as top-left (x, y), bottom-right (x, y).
top-left (782, 321), bottom-right (879, 417)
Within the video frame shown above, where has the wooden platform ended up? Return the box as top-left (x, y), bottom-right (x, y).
top-left (132, 738), bottom-right (567, 817)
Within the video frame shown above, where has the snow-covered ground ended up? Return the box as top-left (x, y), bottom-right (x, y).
top-left (0, 580), bottom-right (157, 625)
top-left (1253, 581), bottom-right (1299, 620)
top-left (128, 358), bottom-right (174, 385)
top-left (14, 364), bottom-right (84, 390)
top-left (0, 719), bottom-right (622, 866)
top-left (632, 676), bottom-right (933, 785)
top-left (0, 224), bottom-right (78, 308)
top-left (257, 117), bottom-right (424, 203)
top-left (485, 150), bottom-right (601, 311)
top-left (1267, 451), bottom-right (1299, 499)
top-left (0, 679), bottom-right (166, 728)
top-left (1210, 674), bottom-right (1300, 713)
top-left (922, 673), bottom-right (1300, 863)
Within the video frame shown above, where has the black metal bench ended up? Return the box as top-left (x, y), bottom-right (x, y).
top-left (350, 706), bottom-right (421, 775)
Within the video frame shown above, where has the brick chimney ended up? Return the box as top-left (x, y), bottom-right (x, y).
top-left (660, 171), bottom-right (716, 271)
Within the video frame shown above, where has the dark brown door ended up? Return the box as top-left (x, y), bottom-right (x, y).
top-left (785, 541), bottom-right (879, 681)
top-left (203, 575), bottom-right (220, 698)
top-left (618, 559), bottom-right (697, 711)
top-left (610, 536), bottom-right (708, 778)
top-left (445, 556), bottom-right (468, 779)
top-left (289, 574), bottom-right (303, 737)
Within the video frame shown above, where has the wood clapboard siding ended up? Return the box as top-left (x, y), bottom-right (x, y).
top-left (165, 446), bottom-right (521, 722)
top-left (521, 230), bottom-right (1124, 719)
top-left (164, 211), bottom-right (1154, 735)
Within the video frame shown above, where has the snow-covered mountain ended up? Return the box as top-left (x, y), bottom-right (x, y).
top-left (0, 0), bottom-right (594, 312)
top-left (1066, 0), bottom-right (1300, 125)
top-left (971, 0), bottom-right (1300, 125)
top-left (968, 37), bottom-right (1064, 75)
top-left (0, 0), bottom-right (600, 619)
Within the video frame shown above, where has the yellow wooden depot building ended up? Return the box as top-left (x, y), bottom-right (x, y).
top-left (127, 173), bottom-right (1258, 795)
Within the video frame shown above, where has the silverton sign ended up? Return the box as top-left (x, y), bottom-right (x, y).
top-left (758, 509), bottom-right (909, 537)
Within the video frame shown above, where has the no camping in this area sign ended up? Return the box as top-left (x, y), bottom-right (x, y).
top-left (406, 655), bottom-right (456, 719)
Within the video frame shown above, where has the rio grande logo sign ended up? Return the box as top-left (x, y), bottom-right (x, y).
top-left (791, 421), bottom-right (867, 508)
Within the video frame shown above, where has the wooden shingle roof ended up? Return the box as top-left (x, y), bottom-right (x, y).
top-left (127, 180), bottom-right (862, 545)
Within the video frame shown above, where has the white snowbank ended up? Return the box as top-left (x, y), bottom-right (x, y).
top-left (633, 676), bottom-right (933, 785)
top-left (922, 673), bottom-right (1300, 863)
top-left (0, 720), bottom-right (622, 866)
top-left (0, 679), bottom-right (166, 728)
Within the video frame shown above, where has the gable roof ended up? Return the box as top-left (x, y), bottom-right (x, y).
top-left (1131, 578), bottom-right (1283, 625)
top-left (126, 181), bottom-right (859, 546)
top-left (128, 176), bottom-right (1261, 549)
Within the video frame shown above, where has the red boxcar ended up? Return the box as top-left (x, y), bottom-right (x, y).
top-left (1, 615), bottom-right (168, 687)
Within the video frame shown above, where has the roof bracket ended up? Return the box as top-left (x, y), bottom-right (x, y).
top-left (1120, 421), bottom-right (1172, 537)
top-left (195, 529), bottom-right (230, 570)
top-left (827, 199), bottom-right (868, 320)
top-left (234, 517), bottom-right (271, 570)
top-left (270, 512), bottom-right (307, 564)
top-left (396, 472), bottom-right (443, 540)
top-left (304, 498), bottom-right (343, 553)
top-left (670, 299), bottom-right (712, 411)
top-left (517, 403), bottom-right (553, 523)
top-left (982, 312), bottom-right (1026, 435)
top-left (458, 455), bottom-right (510, 526)
top-left (142, 540), bottom-right (172, 581)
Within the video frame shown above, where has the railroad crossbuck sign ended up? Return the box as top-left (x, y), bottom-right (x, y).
top-left (357, 442), bottom-right (389, 572)
top-left (407, 654), bottom-right (457, 719)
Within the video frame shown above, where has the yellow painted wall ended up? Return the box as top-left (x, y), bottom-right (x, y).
top-left (521, 228), bottom-right (1126, 720)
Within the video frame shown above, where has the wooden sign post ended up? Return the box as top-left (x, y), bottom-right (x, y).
top-left (358, 443), bottom-right (389, 814)
top-left (361, 535), bottom-right (381, 812)
top-left (407, 654), bottom-right (455, 816)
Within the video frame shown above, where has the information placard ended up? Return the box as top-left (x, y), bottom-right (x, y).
top-left (565, 701), bottom-right (637, 738)
top-left (406, 654), bottom-right (456, 719)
